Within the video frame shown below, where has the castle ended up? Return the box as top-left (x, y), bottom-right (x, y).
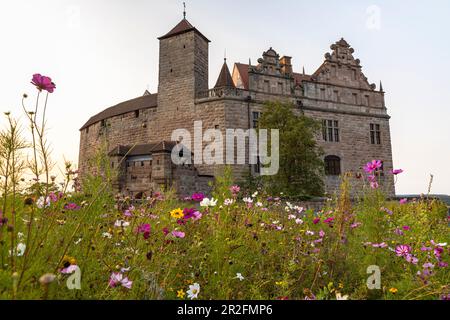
top-left (78, 16), bottom-right (395, 198)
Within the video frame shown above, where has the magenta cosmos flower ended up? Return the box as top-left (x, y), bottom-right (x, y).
top-left (137, 223), bottom-right (151, 239)
top-left (391, 169), bottom-right (404, 175)
top-left (364, 160), bottom-right (382, 174)
top-left (191, 193), bottom-right (205, 202)
top-left (31, 73), bottom-right (56, 93)
top-left (399, 198), bottom-right (408, 205)
top-left (395, 244), bottom-right (411, 257)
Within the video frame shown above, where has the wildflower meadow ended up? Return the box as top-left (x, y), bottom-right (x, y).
top-left (0, 75), bottom-right (448, 301)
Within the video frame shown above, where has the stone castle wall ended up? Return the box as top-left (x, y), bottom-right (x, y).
top-left (79, 21), bottom-right (395, 198)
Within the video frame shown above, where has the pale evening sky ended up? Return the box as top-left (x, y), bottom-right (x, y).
top-left (0, 0), bottom-right (449, 195)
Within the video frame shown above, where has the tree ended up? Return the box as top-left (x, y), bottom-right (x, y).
top-left (258, 101), bottom-right (324, 198)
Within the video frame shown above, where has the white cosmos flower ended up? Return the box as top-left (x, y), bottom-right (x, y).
top-left (235, 273), bottom-right (245, 281)
top-left (336, 292), bottom-right (349, 300)
top-left (114, 220), bottom-right (130, 228)
top-left (252, 192), bottom-right (258, 198)
top-left (295, 218), bottom-right (304, 225)
top-left (256, 202), bottom-right (263, 207)
top-left (200, 198), bottom-right (218, 207)
top-left (10, 243), bottom-right (26, 257)
top-left (224, 199), bottom-right (234, 206)
top-left (187, 283), bottom-right (200, 300)
top-left (243, 197), bottom-right (253, 204)
top-left (102, 232), bottom-right (113, 238)
top-left (36, 196), bottom-right (50, 209)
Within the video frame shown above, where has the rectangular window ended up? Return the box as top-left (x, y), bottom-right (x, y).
top-left (264, 80), bottom-right (270, 92)
top-left (352, 93), bottom-right (358, 104)
top-left (333, 90), bottom-right (339, 102)
top-left (135, 110), bottom-right (140, 118)
top-left (370, 123), bottom-right (381, 144)
top-left (277, 82), bottom-right (283, 94)
top-left (101, 119), bottom-right (106, 128)
top-left (320, 88), bottom-right (326, 100)
top-left (252, 111), bottom-right (261, 129)
top-left (352, 69), bottom-right (357, 80)
top-left (323, 120), bottom-right (340, 142)
top-left (364, 95), bottom-right (370, 106)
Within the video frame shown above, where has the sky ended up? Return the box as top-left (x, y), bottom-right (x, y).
top-left (0, 0), bottom-right (449, 195)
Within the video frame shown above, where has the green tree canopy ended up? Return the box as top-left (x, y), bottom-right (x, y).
top-left (258, 101), bottom-right (324, 198)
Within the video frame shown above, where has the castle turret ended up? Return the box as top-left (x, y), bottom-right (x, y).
top-left (214, 59), bottom-right (235, 88)
top-left (157, 17), bottom-right (210, 114)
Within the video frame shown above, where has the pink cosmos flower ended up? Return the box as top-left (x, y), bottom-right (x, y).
top-left (405, 254), bottom-right (418, 265)
top-left (191, 211), bottom-right (202, 221)
top-left (313, 218), bottom-right (320, 225)
top-left (64, 203), bottom-right (80, 211)
top-left (402, 226), bottom-right (411, 231)
top-left (395, 244), bottom-right (411, 257)
top-left (372, 242), bottom-right (388, 248)
top-left (351, 222), bottom-right (362, 229)
top-left (399, 198), bottom-right (408, 205)
top-left (171, 230), bottom-right (185, 238)
top-left (319, 230), bottom-right (325, 238)
top-left (364, 160), bottom-right (382, 174)
top-left (60, 264), bottom-right (78, 274)
top-left (391, 169), bottom-right (404, 175)
top-left (109, 272), bottom-right (132, 289)
top-left (48, 192), bottom-right (59, 203)
top-left (230, 185), bottom-right (241, 194)
top-left (370, 181), bottom-right (379, 189)
top-left (31, 73), bottom-right (56, 93)
top-left (137, 223), bottom-right (151, 239)
top-left (191, 193), bottom-right (205, 202)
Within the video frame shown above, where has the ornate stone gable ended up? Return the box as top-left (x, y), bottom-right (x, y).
top-left (312, 38), bottom-right (375, 90)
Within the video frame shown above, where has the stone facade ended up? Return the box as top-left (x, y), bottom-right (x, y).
top-left (79, 17), bottom-right (395, 198)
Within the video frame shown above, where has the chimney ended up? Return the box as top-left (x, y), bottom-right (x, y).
top-left (280, 56), bottom-right (293, 75)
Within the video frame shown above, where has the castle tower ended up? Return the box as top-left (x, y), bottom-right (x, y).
top-left (157, 17), bottom-right (210, 114)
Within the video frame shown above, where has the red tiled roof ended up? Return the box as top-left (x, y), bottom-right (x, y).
top-left (214, 61), bottom-right (235, 88)
top-left (233, 63), bottom-right (250, 90)
top-left (293, 72), bottom-right (313, 85)
top-left (158, 19), bottom-right (210, 42)
top-left (80, 93), bottom-right (157, 130)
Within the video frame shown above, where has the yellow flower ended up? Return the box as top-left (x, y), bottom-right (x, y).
top-left (338, 282), bottom-right (344, 289)
top-left (177, 289), bottom-right (186, 299)
top-left (389, 287), bottom-right (398, 294)
top-left (170, 208), bottom-right (184, 219)
top-left (275, 280), bottom-right (287, 287)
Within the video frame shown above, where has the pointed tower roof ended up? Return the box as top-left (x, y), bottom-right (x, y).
top-left (214, 59), bottom-right (235, 88)
top-left (158, 18), bottom-right (210, 42)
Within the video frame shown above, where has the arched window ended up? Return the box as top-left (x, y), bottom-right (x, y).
top-left (325, 155), bottom-right (341, 176)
